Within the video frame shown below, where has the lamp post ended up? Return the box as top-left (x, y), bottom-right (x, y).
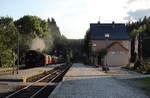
top-left (92, 43), bottom-right (96, 65)
top-left (17, 29), bottom-right (19, 74)
top-left (88, 41), bottom-right (92, 64)
top-left (17, 25), bottom-right (21, 74)
top-left (12, 51), bottom-right (15, 75)
top-left (104, 33), bottom-right (110, 72)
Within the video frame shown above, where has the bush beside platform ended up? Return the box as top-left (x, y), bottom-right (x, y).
top-left (123, 60), bottom-right (150, 74)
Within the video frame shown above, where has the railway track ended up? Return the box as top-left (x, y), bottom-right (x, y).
top-left (5, 65), bottom-right (70, 98)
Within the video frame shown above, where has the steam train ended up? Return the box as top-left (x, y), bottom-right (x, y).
top-left (25, 50), bottom-right (64, 67)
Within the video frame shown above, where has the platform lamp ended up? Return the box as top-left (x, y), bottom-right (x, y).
top-left (17, 25), bottom-right (22, 74)
top-left (92, 43), bottom-right (96, 65)
top-left (104, 33), bottom-right (110, 67)
top-left (87, 41), bottom-right (92, 64)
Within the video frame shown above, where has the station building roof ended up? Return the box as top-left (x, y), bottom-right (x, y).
top-left (90, 22), bottom-right (130, 40)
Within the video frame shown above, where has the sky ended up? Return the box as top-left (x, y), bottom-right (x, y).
top-left (1, 0), bottom-right (150, 39)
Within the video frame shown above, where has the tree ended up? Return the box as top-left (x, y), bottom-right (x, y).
top-left (126, 17), bottom-right (149, 61)
top-left (98, 48), bottom-right (107, 58)
top-left (0, 17), bottom-right (17, 67)
top-left (83, 29), bottom-right (91, 64)
top-left (15, 15), bottom-right (49, 37)
top-left (83, 29), bottom-right (90, 55)
top-left (47, 18), bottom-right (66, 56)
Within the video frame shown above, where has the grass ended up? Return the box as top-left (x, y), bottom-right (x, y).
top-left (133, 77), bottom-right (150, 92)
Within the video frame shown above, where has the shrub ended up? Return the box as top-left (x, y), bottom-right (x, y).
top-left (134, 60), bottom-right (143, 70)
top-left (134, 60), bottom-right (150, 74)
top-left (98, 48), bottom-right (107, 58)
top-left (144, 63), bottom-right (150, 74)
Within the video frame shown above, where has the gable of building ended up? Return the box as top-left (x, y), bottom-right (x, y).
top-left (91, 40), bottom-right (130, 52)
top-left (106, 42), bottom-right (129, 52)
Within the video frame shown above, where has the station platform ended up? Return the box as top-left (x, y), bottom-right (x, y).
top-left (0, 64), bottom-right (62, 83)
top-left (49, 63), bottom-right (148, 98)
top-left (0, 64), bottom-right (63, 96)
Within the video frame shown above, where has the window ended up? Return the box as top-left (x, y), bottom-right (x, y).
top-left (111, 51), bottom-right (124, 54)
top-left (111, 51), bottom-right (116, 54)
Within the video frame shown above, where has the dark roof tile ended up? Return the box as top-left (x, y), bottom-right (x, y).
top-left (90, 23), bottom-right (130, 40)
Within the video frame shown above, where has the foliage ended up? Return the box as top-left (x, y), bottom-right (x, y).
top-left (67, 39), bottom-right (84, 62)
top-left (15, 15), bottom-right (49, 41)
top-left (83, 29), bottom-right (90, 64)
top-left (134, 60), bottom-right (150, 74)
top-left (48, 18), bottom-right (61, 40)
top-left (48, 17), bottom-right (84, 61)
top-left (52, 35), bottom-right (68, 56)
top-left (0, 49), bottom-right (15, 67)
top-left (129, 25), bottom-right (146, 37)
top-left (83, 29), bottom-right (90, 55)
top-left (0, 17), bottom-right (17, 67)
top-left (15, 15), bottom-right (48, 37)
top-left (98, 48), bottom-right (107, 58)
top-left (126, 16), bottom-right (150, 60)
top-left (0, 15), bottom-right (83, 67)
top-left (47, 17), bottom-right (65, 55)
top-left (144, 64), bottom-right (150, 73)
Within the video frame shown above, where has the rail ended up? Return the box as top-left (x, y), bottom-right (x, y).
top-left (5, 65), bottom-right (70, 98)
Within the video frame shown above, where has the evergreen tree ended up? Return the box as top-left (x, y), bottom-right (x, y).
top-left (126, 16), bottom-right (150, 59)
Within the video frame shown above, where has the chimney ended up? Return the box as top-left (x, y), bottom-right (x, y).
top-left (112, 21), bottom-right (115, 28)
top-left (112, 21), bottom-right (115, 24)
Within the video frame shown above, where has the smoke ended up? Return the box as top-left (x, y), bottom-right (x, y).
top-left (30, 37), bottom-right (46, 52)
top-left (43, 33), bottom-right (54, 52)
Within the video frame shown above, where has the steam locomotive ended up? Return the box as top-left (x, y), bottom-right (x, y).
top-left (25, 50), bottom-right (63, 67)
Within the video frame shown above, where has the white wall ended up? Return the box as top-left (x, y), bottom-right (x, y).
top-left (104, 53), bottom-right (129, 66)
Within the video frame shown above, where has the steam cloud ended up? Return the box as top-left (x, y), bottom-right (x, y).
top-left (30, 37), bottom-right (46, 52)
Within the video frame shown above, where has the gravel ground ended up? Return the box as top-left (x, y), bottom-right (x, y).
top-left (0, 82), bottom-right (23, 98)
top-left (115, 78), bottom-right (150, 97)
top-left (50, 63), bottom-right (149, 98)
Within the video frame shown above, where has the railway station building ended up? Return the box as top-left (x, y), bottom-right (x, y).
top-left (89, 21), bottom-right (131, 67)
